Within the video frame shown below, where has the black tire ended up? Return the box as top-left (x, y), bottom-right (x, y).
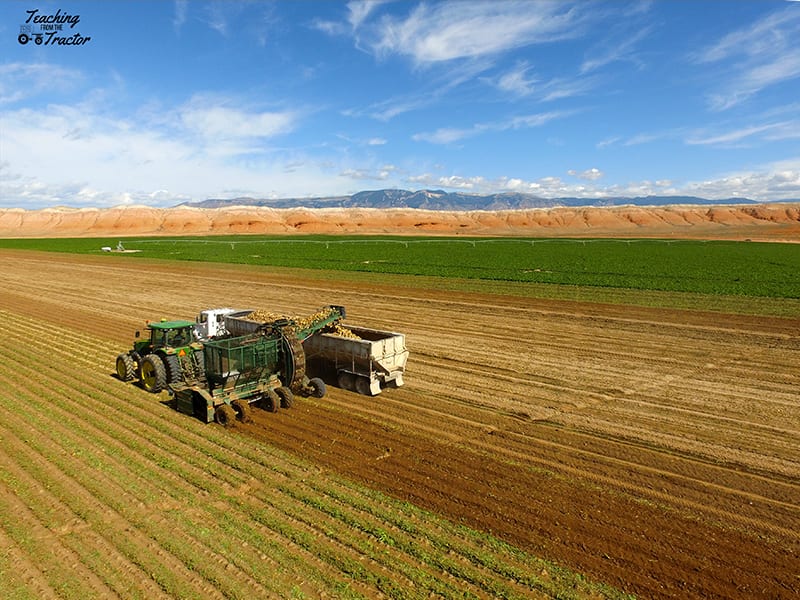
top-left (231, 399), bottom-right (251, 423)
top-left (337, 371), bottom-right (355, 391)
top-left (261, 389), bottom-right (280, 413)
top-left (115, 353), bottom-right (135, 381)
top-left (195, 351), bottom-right (205, 379)
top-left (18, 33), bottom-right (29, 45)
top-left (140, 354), bottom-right (167, 393)
top-left (164, 354), bottom-right (182, 384)
top-left (308, 377), bottom-right (326, 398)
top-left (275, 386), bottom-right (294, 408)
top-left (215, 404), bottom-right (236, 427)
top-left (355, 376), bottom-right (372, 396)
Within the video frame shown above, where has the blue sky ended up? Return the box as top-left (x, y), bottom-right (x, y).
top-left (1, 0), bottom-right (799, 209)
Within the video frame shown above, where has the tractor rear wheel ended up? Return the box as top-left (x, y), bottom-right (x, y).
top-left (231, 399), bottom-right (251, 423)
top-left (140, 354), bottom-right (167, 393)
top-left (116, 353), bottom-right (135, 381)
top-left (215, 404), bottom-right (236, 427)
top-left (276, 386), bottom-right (294, 408)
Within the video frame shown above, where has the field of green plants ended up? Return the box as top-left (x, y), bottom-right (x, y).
top-left (0, 310), bottom-right (627, 600)
top-left (1, 235), bottom-right (798, 298)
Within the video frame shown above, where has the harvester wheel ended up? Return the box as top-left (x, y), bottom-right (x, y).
top-left (231, 399), bottom-right (251, 423)
top-left (261, 389), bottom-right (280, 413)
top-left (308, 377), bottom-right (326, 398)
top-left (337, 371), bottom-right (355, 391)
top-left (215, 404), bottom-right (236, 427)
top-left (140, 354), bottom-right (167, 393)
top-left (115, 353), bottom-right (136, 381)
top-left (164, 354), bottom-right (182, 384)
top-left (276, 386), bottom-right (294, 408)
top-left (355, 376), bottom-right (372, 396)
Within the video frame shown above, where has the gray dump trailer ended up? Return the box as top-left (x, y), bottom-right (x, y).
top-left (303, 326), bottom-right (408, 396)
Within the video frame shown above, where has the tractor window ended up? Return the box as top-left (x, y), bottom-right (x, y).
top-left (168, 327), bottom-right (191, 347)
top-left (150, 329), bottom-right (167, 347)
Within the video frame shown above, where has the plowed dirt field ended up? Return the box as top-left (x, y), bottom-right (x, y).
top-left (1, 249), bottom-right (798, 599)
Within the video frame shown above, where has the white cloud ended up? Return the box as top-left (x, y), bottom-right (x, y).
top-left (696, 7), bottom-right (800, 109)
top-left (406, 159), bottom-right (800, 202)
top-left (0, 63), bottom-right (84, 104)
top-left (413, 110), bottom-right (574, 144)
top-left (495, 61), bottom-right (537, 96)
top-left (580, 26), bottom-right (651, 74)
top-left (179, 100), bottom-right (297, 143)
top-left (0, 93), bottom-right (350, 208)
top-left (341, 164), bottom-right (396, 181)
top-left (686, 122), bottom-right (794, 146)
top-left (347, 0), bottom-right (387, 29)
top-left (173, 0), bottom-right (188, 31)
top-left (366, 1), bottom-right (586, 64)
top-left (568, 168), bottom-right (604, 181)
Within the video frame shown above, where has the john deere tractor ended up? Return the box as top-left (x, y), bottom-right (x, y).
top-left (115, 319), bottom-right (203, 393)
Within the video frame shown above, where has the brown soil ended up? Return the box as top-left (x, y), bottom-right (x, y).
top-left (0, 250), bottom-right (798, 599)
top-left (1, 203), bottom-right (799, 240)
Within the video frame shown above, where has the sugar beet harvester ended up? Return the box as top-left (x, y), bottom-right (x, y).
top-left (115, 305), bottom-right (409, 425)
top-left (115, 315), bottom-right (328, 425)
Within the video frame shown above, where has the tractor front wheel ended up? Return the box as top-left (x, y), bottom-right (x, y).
top-left (116, 353), bottom-right (136, 382)
top-left (140, 354), bottom-right (167, 393)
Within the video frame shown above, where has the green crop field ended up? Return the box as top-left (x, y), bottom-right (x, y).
top-left (2, 235), bottom-right (799, 298)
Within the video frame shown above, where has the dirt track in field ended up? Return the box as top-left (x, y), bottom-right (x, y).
top-left (1, 249), bottom-right (799, 599)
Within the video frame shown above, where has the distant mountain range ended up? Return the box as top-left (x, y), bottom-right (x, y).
top-left (179, 189), bottom-right (765, 211)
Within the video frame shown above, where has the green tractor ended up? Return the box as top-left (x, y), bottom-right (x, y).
top-left (116, 319), bottom-right (203, 393)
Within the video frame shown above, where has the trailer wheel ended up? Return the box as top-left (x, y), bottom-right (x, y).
top-left (261, 389), bottom-right (280, 413)
top-left (355, 376), bottom-right (372, 396)
top-left (140, 354), bottom-right (167, 393)
top-left (215, 404), bottom-right (236, 427)
top-left (231, 399), bottom-right (251, 423)
top-left (308, 378), bottom-right (326, 398)
top-left (116, 353), bottom-right (135, 381)
top-left (276, 386), bottom-right (294, 408)
top-left (337, 371), bottom-right (355, 391)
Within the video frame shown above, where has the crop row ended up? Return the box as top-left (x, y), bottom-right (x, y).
top-left (0, 310), bottom-right (624, 599)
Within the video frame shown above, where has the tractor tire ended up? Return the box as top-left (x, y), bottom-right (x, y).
top-left (116, 353), bottom-right (136, 382)
top-left (140, 354), bottom-right (167, 393)
top-left (276, 386), bottom-right (294, 409)
top-left (337, 371), bottom-right (355, 391)
top-left (164, 354), bottom-right (182, 384)
top-left (215, 404), bottom-right (236, 427)
top-left (308, 377), bottom-right (326, 398)
top-left (231, 399), bottom-right (251, 423)
top-left (355, 376), bottom-right (372, 396)
top-left (261, 389), bottom-right (280, 413)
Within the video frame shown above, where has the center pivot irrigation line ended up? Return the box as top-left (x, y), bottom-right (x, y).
top-left (134, 238), bottom-right (702, 248)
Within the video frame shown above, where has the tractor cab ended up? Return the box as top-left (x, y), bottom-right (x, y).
top-left (117, 319), bottom-right (204, 394)
top-left (135, 319), bottom-right (197, 354)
